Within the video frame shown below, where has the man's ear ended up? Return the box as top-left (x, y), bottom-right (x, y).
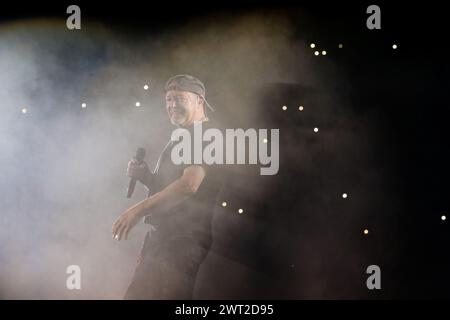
top-left (197, 95), bottom-right (205, 109)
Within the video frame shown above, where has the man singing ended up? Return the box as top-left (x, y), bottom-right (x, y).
top-left (112, 74), bottom-right (223, 299)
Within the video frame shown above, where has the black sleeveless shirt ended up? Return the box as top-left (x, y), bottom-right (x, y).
top-left (144, 120), bottom-right (224, 250)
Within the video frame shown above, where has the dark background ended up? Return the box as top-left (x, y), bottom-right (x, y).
top-left (1, 0), bottom-right (448, 299)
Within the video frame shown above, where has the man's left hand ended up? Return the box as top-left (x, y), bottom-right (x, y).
top-left (112, 205), bottom-right (144, 241)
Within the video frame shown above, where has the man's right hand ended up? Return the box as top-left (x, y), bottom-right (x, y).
top-left (127, 159), bottom-right (150, 182)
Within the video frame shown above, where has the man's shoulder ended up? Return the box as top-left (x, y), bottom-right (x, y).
top-left (202, 119), bottom-right (226, 131)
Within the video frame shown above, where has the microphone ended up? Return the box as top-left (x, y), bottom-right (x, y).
top-left (127, 147), bottom-right (146, 198)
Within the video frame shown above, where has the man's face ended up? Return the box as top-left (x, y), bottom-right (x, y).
top-left (165, 90), bottom-right (201, 127)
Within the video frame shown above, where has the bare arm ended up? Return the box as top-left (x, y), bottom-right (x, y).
top-left (112, 165), bottom-right (206, 240)
top-left (136, 165), bottom-right (205, 217)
